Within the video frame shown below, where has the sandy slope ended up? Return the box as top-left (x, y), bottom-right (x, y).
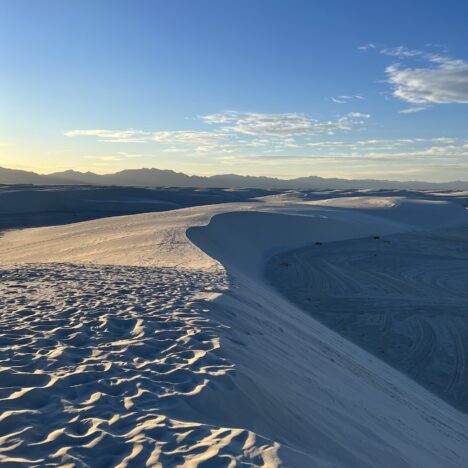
top-left (1, 193), bottom-right (468, 466)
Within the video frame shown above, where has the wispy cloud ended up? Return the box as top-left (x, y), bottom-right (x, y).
top-left (152, 130), bottom-right (225, 145)
top-left (399, 106), bottom-right (427, 114)
top-left (380, 46), bottom-right (424, 58)
top-left (361, 45), bottom-right (468, 106)
top-left (200, 111), bottom-right (370, 137)
top-left (302, 137), bottom-right (458, 149)
top-left (386, 59), bottom-right (468, 104)
top-left (66, 110), bottom-right (371, 157)
top-left (217, 139), bottom-right (468, 166)
top-left (64, 129), bottom-right (151, 143)
top-left (358, 43), bottom-right (376, 52)
top-left (331, 95), bottom-right (364, 104)
top-left (66, 128), bottom-right (227, 146)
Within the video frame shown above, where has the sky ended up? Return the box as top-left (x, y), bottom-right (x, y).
top-left (1, 0), bottom-right (468, 181)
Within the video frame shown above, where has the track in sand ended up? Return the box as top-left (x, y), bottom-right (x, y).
top-left (266, 226), bottom-right (468, 413)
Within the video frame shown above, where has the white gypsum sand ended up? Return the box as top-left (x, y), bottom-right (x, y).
top-left (0, 192), bottom-right (467, 466)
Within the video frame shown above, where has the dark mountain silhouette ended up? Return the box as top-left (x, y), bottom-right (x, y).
top-left (1, 166), bottom-right (467, 190)
top-left (0, 167), bottom-right (79, 185)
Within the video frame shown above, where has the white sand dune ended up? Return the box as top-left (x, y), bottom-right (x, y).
top-left (0, 192), bottom-right (468, 466)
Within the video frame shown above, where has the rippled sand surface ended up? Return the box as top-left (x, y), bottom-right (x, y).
top-left (0, 264), bottom-right (280, 466)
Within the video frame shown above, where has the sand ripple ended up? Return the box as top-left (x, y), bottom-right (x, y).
top-left (0, 264), bottom-right (278, 467)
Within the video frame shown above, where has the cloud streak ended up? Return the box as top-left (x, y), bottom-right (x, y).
top-left (360, 44), bottom-right (468, 106)
top-left (64, 129), bottom-right (151, 143)
top-left (386, 59), bottom-right (468, 104)
top-left (218, 139), bottom-right (468, 165)
top-left (65, 110), bottom-right (371, 156)
top-left (368, 45), bottom-right (468, 105)
top-left (200, 111), bottom-right (370, 137)
top-left (331, 95), bottom-right (364, 104)
top-left (358, 43), bottom-right (376, 52)
top-left (399, 106), bottom-right (427, 114)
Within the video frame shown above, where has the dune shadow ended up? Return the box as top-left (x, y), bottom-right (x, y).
top-left (265, 226), bottom-right (468, 413)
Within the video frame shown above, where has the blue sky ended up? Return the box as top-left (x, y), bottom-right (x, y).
top-left (1, 0), bottom-right (467, 180)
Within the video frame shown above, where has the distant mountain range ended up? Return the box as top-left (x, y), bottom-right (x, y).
top-left (1, 166), bottom-right (467, 190)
